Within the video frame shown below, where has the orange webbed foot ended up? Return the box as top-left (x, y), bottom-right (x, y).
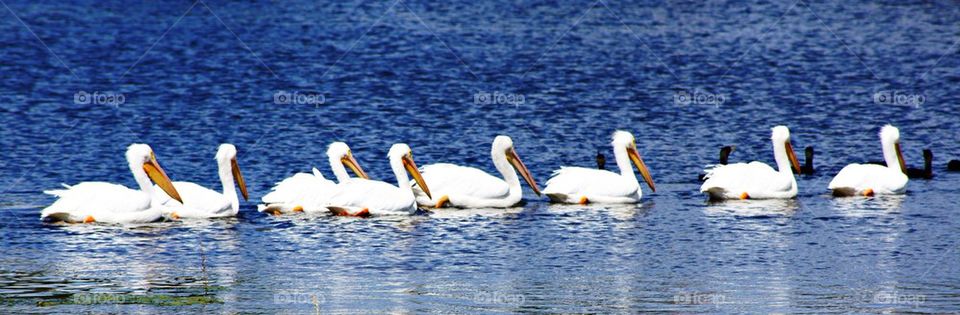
top-left (434, 195), bottom-right (450, 208)
top-left (330, 207), bottom-right (371, 218)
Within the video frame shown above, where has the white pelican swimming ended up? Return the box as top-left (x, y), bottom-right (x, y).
top-left (411, 135), bottom-right (540, 208)
top-left (325, 143), bottom-right (432, 217)
top-left (40, 144), bottom-right (183, 224)
top-left (700, 126), bottom-right (801, 200)
top-left (155, 144), bottom-right (249, 219)
top-left (543, 131), bottom-right (656, 204)
top-left (828, 125), bottom-right (908, 196)
top-left (258, 142), bottom-right (368, 215)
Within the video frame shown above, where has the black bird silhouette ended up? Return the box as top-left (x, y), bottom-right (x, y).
top-left (867, 148), bottom-right (934, 179)
top-left (948, 159), bottom-right (960, 172)
top-left (906, 149), bottom-right (933, 179)
top-left (718, 145), bottom-right (734, 165)
top-left (798, 146), bottom-right (815, 175)
top-left (596, 150), bottom-right (606, 170)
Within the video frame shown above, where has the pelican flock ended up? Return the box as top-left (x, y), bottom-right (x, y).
top-left (40, 124), bottom-right (934, 223)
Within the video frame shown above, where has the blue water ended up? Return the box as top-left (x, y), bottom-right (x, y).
top-left (2, 0), bottom-right (960, 313)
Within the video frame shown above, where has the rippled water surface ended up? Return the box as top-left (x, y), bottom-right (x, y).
top-left (2, 0), bottom-right (960, 313)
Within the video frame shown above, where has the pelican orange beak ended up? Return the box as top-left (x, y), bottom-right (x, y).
top-left (402, 153), bottom-right (431, 199)
top-left (143, 152), bottom-right (182, 203)
top-left (895, 142), bottom-right (907, 175)
top-left (231, 157), bottom-right (248, 201)
top-left (341, 151), bottom-right (369, 179)
top-left (785, 141), bottom-right (801, 174)
top-left (627, 144), bottom-right (656, 192)
top-left (505, 147), bottom-right (541, 196)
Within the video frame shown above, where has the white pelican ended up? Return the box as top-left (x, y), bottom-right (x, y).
top-left (258, 142), bottom-right (368, 215)
top-left (325, 143), bottom-right (432, 217)
top-left (700, 126), bottom-right (801, 200)
top-left (155, 144), bottom-right (249, 219)
top-left (411, 135), bottom-right (541, 208)
top-left (828, 125), bottom-right (908, 196)
top-left (543, 130), bottom-right (656, 204)
top-left (40, 144), bottom-right (183, 224)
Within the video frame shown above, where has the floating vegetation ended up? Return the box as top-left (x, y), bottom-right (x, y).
top-left (36, 293), bottom-right (222, 307)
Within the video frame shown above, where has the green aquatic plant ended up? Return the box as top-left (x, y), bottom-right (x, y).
top-left (37, 293), bottom-right (223, 307)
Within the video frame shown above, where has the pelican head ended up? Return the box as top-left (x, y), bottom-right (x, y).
top-left (880, 124), bottom-right (907, 174)
top-left (492, 135), bottom-right (541, 196)
top-left (126, 144), bottom-right (182, 202)
top-left (328, 142), bottom-right (368, 179)
top-left (389, 143), bottom-right (432, 199)
top-left (611, 130), bottom-right (634, 148)
top-left (611, 130), bottom-right (656, 192)
top-left (771, 126), bottom-right (801, 174)
top-left (880, 124), bottom-right (900, 143)
top-left (215, 144), bottom-right (248, 201)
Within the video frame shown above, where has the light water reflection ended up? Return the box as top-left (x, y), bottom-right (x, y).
top-left (703, 198), bottom-right (800, 217)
